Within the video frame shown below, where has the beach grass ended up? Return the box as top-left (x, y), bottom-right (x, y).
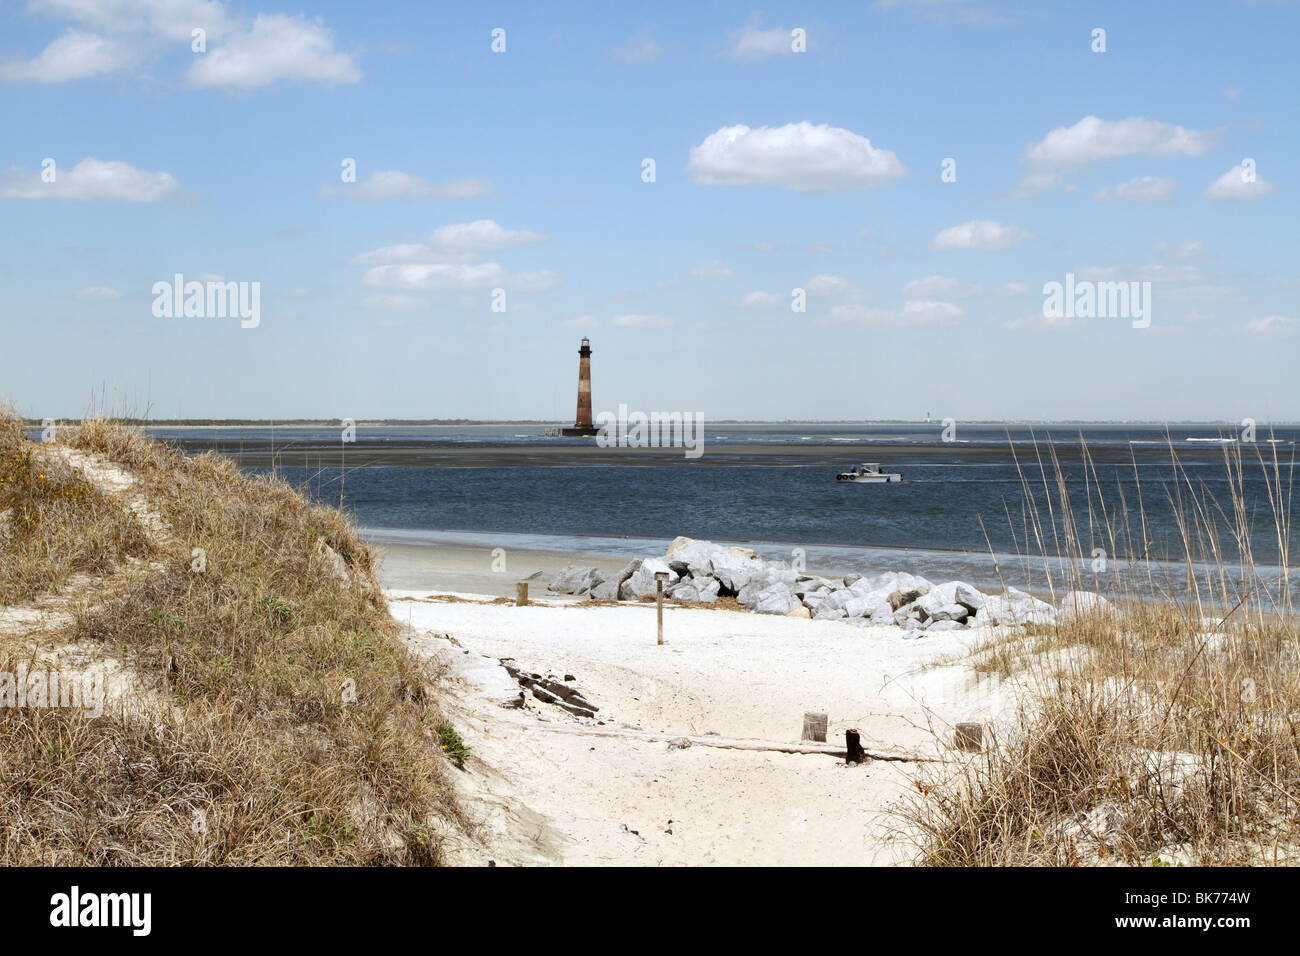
top-left (904, 436), bottom-right (1297, 865)
top-left (0, 413), bottom-right (465, 864)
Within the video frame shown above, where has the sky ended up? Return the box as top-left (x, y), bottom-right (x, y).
top-left (0, 0), bottom-right (1297, 422)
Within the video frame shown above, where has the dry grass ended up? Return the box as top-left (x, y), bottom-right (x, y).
top-left (0, 412), bottom-right (150, 603)
top-left (0, 415), bottom-right (465, 865)
top-left (905, 436), bottom-right (1298, 866)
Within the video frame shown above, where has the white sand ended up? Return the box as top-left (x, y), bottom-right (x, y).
top-left (391, 586), bottom-right (1020, 866)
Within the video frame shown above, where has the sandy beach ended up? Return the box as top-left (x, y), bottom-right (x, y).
top-left (377, 541), bottom-right (1015, 866)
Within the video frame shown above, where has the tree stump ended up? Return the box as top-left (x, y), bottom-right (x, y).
top-left (515, 582), bottom-right (528, 607)
top-left (801, 712), bottom-right (828, 743)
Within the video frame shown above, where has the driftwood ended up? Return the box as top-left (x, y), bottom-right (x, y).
top-left (534, 723), bottom-right (940, 763)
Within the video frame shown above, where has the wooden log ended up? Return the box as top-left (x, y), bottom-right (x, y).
top-left (515, 582), bottom-right (529, 607)
top-left (801, 712), bottom-right (828, 743)
top-left (845, 728), bottom-right (865, 765)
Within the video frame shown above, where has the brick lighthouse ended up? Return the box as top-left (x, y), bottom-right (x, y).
top-left (561, 337), bottom-right (599, 436)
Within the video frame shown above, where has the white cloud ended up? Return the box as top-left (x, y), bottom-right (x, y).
top-left (611, 29), bottom-right (661, 63)
top-left (1093, 175), bottom-right (1176, 203)
top-left (1244, 315), bottom-right (1295, 336)
top-left (901, 275), bottom-right (982, 299)
top-left (612, 313), bottom-right (672, 328)
top-left (685, 259), bottom-right (736, 281)
top-left (564, 314), bottom-right (599, 328)
top-left (427, 219), bottom-right (545, 253)
top-left (508, 270), bottom-right (562, 292)
top-left (1151, 240), bottom-right (1210, 261)
top-left (930, 219), bottom-right (1032, 251)
top-left (352, 220), bottom-right (546, 265)
top-left (75, 285), bottom-right (123, 299)
top-left (430, 177), bottom-right (495, 199)
top-left (739, 290), bottom-right (784, 308)
top-left (1204, 163), bottom-right (1275, 201)
top-left (999, 282), bottom-right (1030, 296)
top-left (0, 29), bottom-right (134, 82)
top-left (806, 241), bottom-right (836, 255)
top-left (1004, 312), bottom-right (1078, 332)
top-left (363, 293), bottom-right (427, 310)
top-left (0, 157), bottom-right (178, 201)
top-left (321, 170), bottom-right (433, 200)
top-left (187, 13), bottom-right (360, 89)
top-left (361, 262), bottom-right (506, 292)
top-left (1018, 116), bottom-right (1215, 193)
top-left (825, 300), bottom-right (962, 327)
top-left (28, 0), bottom-right (233, 42)
top-left (805, 273), bottom-right (867, 301)
top-left (688, 122), bottom-right (907, 192)
top-left (729, 25), bottom-right (797, 60)
top-left (321, 172), bottom-right (492, 201)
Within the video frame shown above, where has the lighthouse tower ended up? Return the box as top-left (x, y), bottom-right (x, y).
top-left (561, 337), bottom-right (599, 436)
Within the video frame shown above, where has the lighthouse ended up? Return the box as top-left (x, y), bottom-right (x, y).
top-left (561, 337), bottom-right (599, 436)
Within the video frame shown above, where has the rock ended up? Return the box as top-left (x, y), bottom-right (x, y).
top-left (668, 583), bottom-right (700, 602)
top-left (926, 619), bottom-right (966, 632)
top-left (1058, 590), bottom-right (1113, 621)
top-left (589, 578), bottom-right (619, 601)
top-left (753, 582), bottom-right (799, 615)
top-left (664, 538), bottom-right (719, 577)
top-left (787, 604), bottom-right (812, 619)
top-left (548, 565), bottom-right (605, 595)
top-left (812, 600), bottom-right (847, 621)
top-left (793, 575), bottom-right (832, 597)
top-left (620, 558), bottom-right (676, 600)
top-left (983, 587), bottom-right (1057, 627)
top-left (736, 579), bottom-right (764, 608)
top-left (693, 575), bottom-right (720, 603)
top-left (708, 548), bottom-right (765, 593)
top-left (929, 603), bottom-right (970, 623)
top-left (842, 574), bottom-right (862, 587)
top-left (918, 581), bottom-right (983, 618)
top-left (667, 737), bottom-right (692, 751)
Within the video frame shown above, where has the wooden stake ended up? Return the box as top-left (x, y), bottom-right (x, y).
top-left (801, 712), bottom-right (828, 743)
top-left (515, 582), bottom-right (528, 607)
top-left (954, 722), bottom-right (983, 752)
top-left (845, 728), bottom-right (865, 765)
top-left (656, 579), bottom-right (664, 645)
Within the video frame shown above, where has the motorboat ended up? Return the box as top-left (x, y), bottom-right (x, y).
top-left (835, 462), bottom-right (901, 483)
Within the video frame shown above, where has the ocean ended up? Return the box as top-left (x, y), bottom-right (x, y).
top-left (135, 421), bottom-right (1298, 606)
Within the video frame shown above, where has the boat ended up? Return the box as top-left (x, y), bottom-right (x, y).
top-left (835, 462), bottom-right (901, 483)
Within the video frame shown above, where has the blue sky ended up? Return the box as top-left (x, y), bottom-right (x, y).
top-left (1, 0), bottom-right (1296, 421)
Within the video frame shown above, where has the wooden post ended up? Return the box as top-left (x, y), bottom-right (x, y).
top-left (515, 582), bottom-right (528, 607)
top-left (954, 722), bottom-right (983, 752)
top-left (845, 729), bottom-right (864, 765)
top-left (801, 712), bottom-right (828, 743)
top-left (656, 578), bottom-right (665, 645)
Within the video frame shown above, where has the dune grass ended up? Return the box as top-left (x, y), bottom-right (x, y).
top-left (0, 414), bottom-right (465, 864)
top-left (905, 436), bottom-right (1298, 866)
